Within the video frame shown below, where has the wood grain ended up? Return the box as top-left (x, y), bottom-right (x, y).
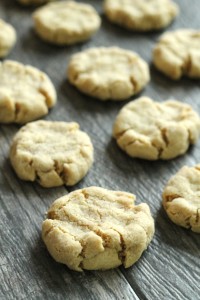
top-left (0, 0), bottom-right (200, 299)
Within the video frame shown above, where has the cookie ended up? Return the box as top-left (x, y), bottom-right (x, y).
top-left (163, 165), bottom-right (200, 233)
top-left (33, 1), bottom-right (101, 45)
top-left (104, 0), bottom-right (178, 32)
top-left (153, 29), bottom-right (200, 79)
top-left (10, 121), bottom-right (94, 188)
top-left (42, 186), bottom-right (154, 271)
top-left (0, 60), bottom-right (56, 124)
top-left (18, 0), bottom-right (55, 6)
top-left (0, 19), bottom-right (16, 58)
top-left (113, 97), bottom-right (200, 160)
top-left (67, 47), bottom-right (150, 101)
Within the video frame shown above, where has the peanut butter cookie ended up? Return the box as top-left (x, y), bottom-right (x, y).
top-left (33, 1), bottom-right (101, 45)
top-left (10, 121), bottom-right (93, 187)
top-left (153, 30), bottom-right (200, 79)
top-left (113, 97), bottom-right (200, 160)
top-left (0, 19), bottom-right (16, 58)
top-left (42, 187), bottom-right (155, 271)
top-left (104, 0), bottom-right (178, 31)
top-left (67, 47), bottom-right (150, 101)
top-left (0, 60), bottom-right (56, 124)
top-left (163, 165), bottom-right (200, 233)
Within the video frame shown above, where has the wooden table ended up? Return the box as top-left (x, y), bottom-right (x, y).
top-left (0, 0), bottom-right (199, 299)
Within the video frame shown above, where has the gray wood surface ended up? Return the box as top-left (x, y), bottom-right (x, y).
top-left (0, 0), bottom-right (200, 299)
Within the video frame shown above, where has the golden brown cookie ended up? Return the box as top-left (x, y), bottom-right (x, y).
top-left (153, 29), bottom-right (200, 79)
top-left (0, 19), bottom-right (16, 58)
top-left (113, 97), bottom-right (200, 160)
top-left (67, 47), bottom-right (150, 101)
top-left (163, 165), bottom-right (200, 233)
top-left (0, 60), bottom-right (56, 124)
top-left (104, 0), bottom-right (179, 31)
top-left (10, 121), bottom-right (94, 187)
top-left (33, 1), bottom-right (101, 45)
top-left (42, 186), bottom-right (155, 271)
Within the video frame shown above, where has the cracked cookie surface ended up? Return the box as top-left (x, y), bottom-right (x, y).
top-left (67, 47), bottom-right (150, 101)
top-left (33, 1), bottom-right (101, 45)
top-left (113, 97), bottom-right (200, 160)
top-left (10, 121), bottom-right (93, 187)
top-left (0, 19), bottom-right (16, 58)
top-left (42, 186), bottom-right (154, 271)
top-left (153, 29), bottom-right (200, 79)
top-left (163, 165), bottom-right (200, 233)
top-left (0, 60), bottom-right (56, 124)
top-left (104, 0), bottom-right (178, 31)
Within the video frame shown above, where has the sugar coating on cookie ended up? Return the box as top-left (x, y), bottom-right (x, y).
top-left (42, 186), bottom-right (154, 271)
top-left (18, 0), bottom-right (55, 6)
top-left (0, 60), bottom-right (56, 124)
top-left (33, 1), bottom-right (101, 45)
top-left (153, 30), bottom-right (200, 80)
top-left (0, 19), bottom-right (16, 58)
top-left (104, 0), bottom-right (178, 31)
top-left (163, 165), bottom-right (200, 233)
top-left (113, 97), bottom-right (200, 160)
top-left (10, 121), bottom-right (93, 187)
top-left (67, 47), bottom-right (150, 101)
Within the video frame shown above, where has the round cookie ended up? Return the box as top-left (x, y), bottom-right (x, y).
top-left (0, 60), bottom-right (56, 124)
top-left (10, 121), bottom-right (94, 188)
top-left (0, 19), bottom-right (16, 58)
top-left (113, 97), bottom-right (200, 160)
top-left (18, 0), bottom-right (55, 6)
top-left (104, 0), bottom-right (179, 32)
top-left (42, 186), bottom-right (155, 271)
top-left (67, 47), bottom-right (150, 101)
top-left (33, 1), bottom-right (101, 45)
top-left (163, 165), bottom-right (200, 233)
top-left (153, 29), bottom-right (200, 80)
